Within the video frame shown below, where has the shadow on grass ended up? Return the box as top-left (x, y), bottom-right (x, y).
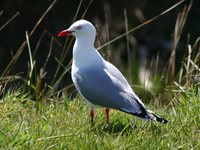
top-left (90, 119), bottom-right (166, 136)
top-left (91, 120), bottom-right (138, 135)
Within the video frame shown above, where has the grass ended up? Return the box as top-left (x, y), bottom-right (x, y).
top-left (0, 86), bottom-right (199, 149)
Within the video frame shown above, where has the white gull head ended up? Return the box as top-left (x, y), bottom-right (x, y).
top-left (58, 20), bottom-right (102, 68)
top-left (58, 20), bottom-right (96, 47)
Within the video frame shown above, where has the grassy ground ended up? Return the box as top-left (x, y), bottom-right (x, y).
top-left (0, 87), bottom-right (199, 149)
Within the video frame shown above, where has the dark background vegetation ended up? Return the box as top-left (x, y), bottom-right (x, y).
top-left (0, 0), bottom-right (199, 92)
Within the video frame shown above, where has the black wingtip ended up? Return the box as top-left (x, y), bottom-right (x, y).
top-left (115, 107), bottom-right (168, 124)
top-left (148, 111), bottom-right (168, 124)
top-left (156, 117), bottom-right (168, 124)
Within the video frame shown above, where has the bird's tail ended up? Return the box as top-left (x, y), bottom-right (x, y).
top-left (147, 110), bottom-right (168, 124)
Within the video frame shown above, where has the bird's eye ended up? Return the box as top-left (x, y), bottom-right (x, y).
top-left (76, 25), bottom-right (82, 30)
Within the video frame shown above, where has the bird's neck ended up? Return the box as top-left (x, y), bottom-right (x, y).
top-left (72, 37), bottom-right (103, 68)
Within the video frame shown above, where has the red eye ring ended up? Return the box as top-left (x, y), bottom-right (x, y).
top-left (76, 25), bottom-right (82, 30)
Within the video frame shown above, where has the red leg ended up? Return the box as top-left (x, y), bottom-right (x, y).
top-left (90, 109), bottom-right (94, 123)
top-left (105, 108), bottom-right (110, 124)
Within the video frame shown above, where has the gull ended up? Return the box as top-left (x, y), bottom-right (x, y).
top-left (58, 20), bottom-right (167, 124)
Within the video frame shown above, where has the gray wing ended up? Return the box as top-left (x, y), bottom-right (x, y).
top-left (73, 65), bottom-right (146, 114)
top-left (104, 61), bottom-right (132, 92)
top-left (104, 61), bottom-right (146, 108)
